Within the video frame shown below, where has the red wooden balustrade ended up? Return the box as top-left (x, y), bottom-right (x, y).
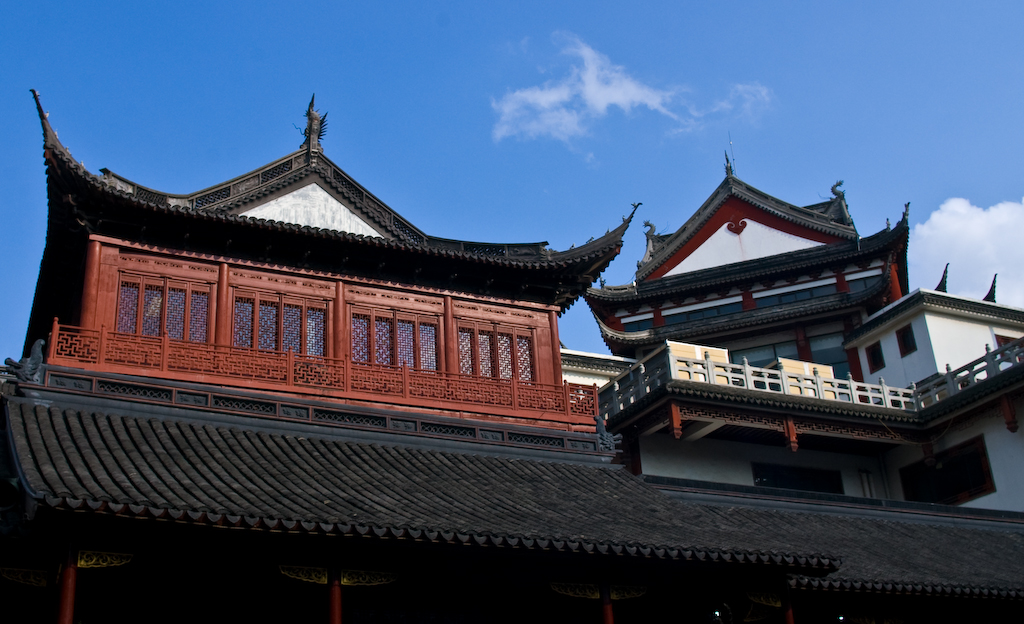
top-left (47, 322), bottom-right (598, 427)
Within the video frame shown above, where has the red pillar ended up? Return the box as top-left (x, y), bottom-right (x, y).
top-left (80, 240), bottom-right (102, 329)
top-left (443, 296), bottom-right (457, 374)
top-left (57, 550), bottom-right (77, 624)
top-left (888, 263), bottom-right (903, 302)
top-left (333, 282), bottom-right (346, 360)
top-left (600, 584), bottom-right (614, 624)
top-left (781, 578), bottom-right (796, 624)
top-left (215, 263), bottom-right (231, 347)
top-left (794, 327), bottom-right (813, 362)
top-left (548, 310), bottom-right (563, 382)
top-left (328, 569), bottom-right (342, 624)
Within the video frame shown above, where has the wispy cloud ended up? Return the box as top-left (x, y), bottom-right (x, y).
top-left (909, 197), bottom-right (1024, 306)
top-left (492, 33), bottom-right (771, 143)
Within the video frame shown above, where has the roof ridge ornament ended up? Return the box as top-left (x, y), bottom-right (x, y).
top-left (302, 94), bottom-right (328, 153)
top-left (724, 151), bottom-right (734, 177)
top-left (935, 263), bottom-right (949, 292)
top-left (984, 274), bottom-right (997, 303)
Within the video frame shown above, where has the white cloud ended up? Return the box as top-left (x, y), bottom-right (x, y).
top-left (909, 197), bottom-right (1024, 306)
top-left (492, 34), bottom-right (772, 143)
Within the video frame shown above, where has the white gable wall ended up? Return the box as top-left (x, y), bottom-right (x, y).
top-left (241, 182), bottom-right (386, 238)
top-left (664, 219), bottom-right (823, 277)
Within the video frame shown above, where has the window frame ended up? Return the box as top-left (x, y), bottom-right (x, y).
top-left (116, 274), bottom-right (213, 343)
top-left (349, 306), bottom-right (440, 371)
top-left (899, 436), bottom-right (995, 505)
top-left (232, 289), bottom-right (328, 356)
top-left (455, 321), bottom-right (535, 381)
top-left (866, 341), bottom-right (885, 373)
top-left (896, 324), bottom-right (917, 357)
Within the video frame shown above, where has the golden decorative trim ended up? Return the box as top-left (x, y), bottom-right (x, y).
top-left (551, 583), bottom-right (600, 599)
top-left (746, 592), bottom-right (781, 608)
top-left (77, 551), bottom-right (132, 569)
top-left (550, 583), bottom-right (646, 600)
top-left (340, 569), bottom-right (397, 586)
top-left (1, 568), bottom-right (47, 587)
top-left (610, 585), bottom-right (646, 600)
top-left (280, 566), bottom-right (328, 585)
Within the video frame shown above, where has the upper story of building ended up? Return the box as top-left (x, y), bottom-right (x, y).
top-left (17, 92), bottom-right (631, 451)
top-left (585, 162), bottom-right (909, 382)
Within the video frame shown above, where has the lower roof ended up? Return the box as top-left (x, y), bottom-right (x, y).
top-left (5, 393), bottom-right (1024, 595)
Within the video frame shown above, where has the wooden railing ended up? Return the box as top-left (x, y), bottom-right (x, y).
top-left (600, 342), bottom-right (922, 420)
top-left (915, 337), bottom-right (1024, 408)
top-left (46, 322), bottom-right (598, 427)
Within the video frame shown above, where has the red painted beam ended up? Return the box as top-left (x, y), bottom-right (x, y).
top-left (329, 569), bottom-right (342, 624)
top-left (600, 584), bottom-right (614, 624)
top-left (57, 550), bottom-right (77, 624)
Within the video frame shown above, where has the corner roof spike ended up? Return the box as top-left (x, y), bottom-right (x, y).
top-left (935, 263), bottom-right (949, 292)
top-left (984, 274), bottom-right (997, 302)
top-left (29, 89), bottom-right (61, 149)
top-left (724, 151), bottom-right (734, 177)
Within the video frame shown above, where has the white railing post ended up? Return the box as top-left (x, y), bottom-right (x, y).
top-left (742, 357), bottom-right (752, 389)
top-left (879, 377), bottom-right (889, 408)
top-left (704, 351), bottom-right (716, 385)
top-left (944, 363), bottom-right (957, 396)
top-left (813, 367), bottom-right (824, 399)
top-left (910, 381), bottom-right (920, 411)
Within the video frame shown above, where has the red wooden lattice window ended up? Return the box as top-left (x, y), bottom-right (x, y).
top-left (233, 292), bottom-right (326, 355)
top-left (116, 276), bottom-right (211, 342)
top-left (351, 309), bottom-right (438, 370)
top-left (457, 324), bottom-right (534, 381)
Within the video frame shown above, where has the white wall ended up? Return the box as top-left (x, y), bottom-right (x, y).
top-left (859, 313), bottom-right (937, 387)
top-left (242, 182), bottom-right (386, 237)
top-left (639, 435), bottom-right (886, 497)
top-left (883, 399), bottom-right (1024, 511)
top-left (664, 219), bottom-right (822, 276)
top-left (860, 311), bottom-right (1024, 387)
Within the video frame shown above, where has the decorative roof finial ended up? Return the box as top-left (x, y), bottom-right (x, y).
top-left (830, 180), bottom-right (845, 201)
top-left (625, 202), bottom-right (641, 222)
top-left (724, 151), bottom-right (734, 177)
top-left (984, 274), bottom-right (997, 302)
top-left (935, 263), bottom-right (949, 292)
top-left (903, 202), bottom-right (911, 220)
top-left (302, 94), bottom-right (328, 151)
top-left (886, 218), bottom-right (891, 230)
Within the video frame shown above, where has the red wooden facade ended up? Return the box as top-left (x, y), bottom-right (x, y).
top-left (52, 235), bottom-right (598, 431)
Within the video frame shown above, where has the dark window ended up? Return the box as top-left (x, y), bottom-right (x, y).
top-left (847, 275), bottom-right (882, 293)
top-left (730, 341), bottom-right (799, 368)
top-left (866, 341), bottom-right (885, 373)
top-left (623, 318), bottom-right (654, 331)
top-left (117, 277), bottom-right (211, 343)
top-left (456, 323), bottom-right (533, 380)
top-left (809, 333), bottom-right (851, 378)
top-left (752, 463), bottom-right (844, 494)
top-left (995, 334), bottom-right (1017, 348)
top-left (896, 325), bottom-right (917, 357)
top-left (900, 437), bottom-right (994, 505)
top-left (353, 309), bottom-right (439, 370)
top-left (234, 293), bottom-right (326, 355)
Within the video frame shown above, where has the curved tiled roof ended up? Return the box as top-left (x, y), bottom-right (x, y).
top-left (4, 398), bottom-right (835, 569)
top-left (635, 174), bottom-right (858, 281)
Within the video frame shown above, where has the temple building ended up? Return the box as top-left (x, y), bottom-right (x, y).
top-left (2, 93), bottom-right (1024, 623)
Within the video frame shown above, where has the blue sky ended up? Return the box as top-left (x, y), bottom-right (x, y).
top-left (2, 1), bottom-right (1023, 358)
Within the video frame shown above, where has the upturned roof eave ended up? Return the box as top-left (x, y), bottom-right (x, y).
top-left (588, 219), bottom-right (908, 304)
top-left (31, 90), bottom-right (629, 277)
top-left (635, 175), bottom-right (859, 281)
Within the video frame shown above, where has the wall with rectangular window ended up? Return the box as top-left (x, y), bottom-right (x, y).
top-left (456, 322), bottom-right (535, 381)
top-left (350, 308), bottom-right (440, 370)
top-left (232, 292), bottom-right (327, 355)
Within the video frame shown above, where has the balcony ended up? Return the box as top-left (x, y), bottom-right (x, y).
top-left (46, 323), bottom-right (598, 431)
top-left (601, 337), bottom-right (1024, 421)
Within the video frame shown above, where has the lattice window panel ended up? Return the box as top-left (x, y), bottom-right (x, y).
top-left (352, 315), bottom-right (370, 363)
top-left (258, 302), bottom-right (278, 350)
top-left (194, 187), bottom-right (230, 208)
top-left (283, 304), bottom-right (302, 353)
top-left (497, 334), bottom-right (514, 380)
top-left (419, 324), bottom-right (437, 371)
top-left (478, 331), bottom-right (495, 377)
top-left (117, 282), bottom-right (139, 333)
top-left (397, 320), bottom-right (415, 368)
top-left (260, 160), bottom-right (292, 184)
top-left (517, 336), bottom-right (534, 381)
top-left (458, 329), bottom-right (474, 375)
top-left (165, 288), bottom-right (186, 340)
top-left (234, 298), bottom-right (254, 348)
top-left (142, 286), bottom-right (163, 336)
top-left (189, 291), bottom-right (208, 343)
top-left (306, 308), bottom-right (325, 357)
top-left (374, 317), bottom-right (394, 365)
